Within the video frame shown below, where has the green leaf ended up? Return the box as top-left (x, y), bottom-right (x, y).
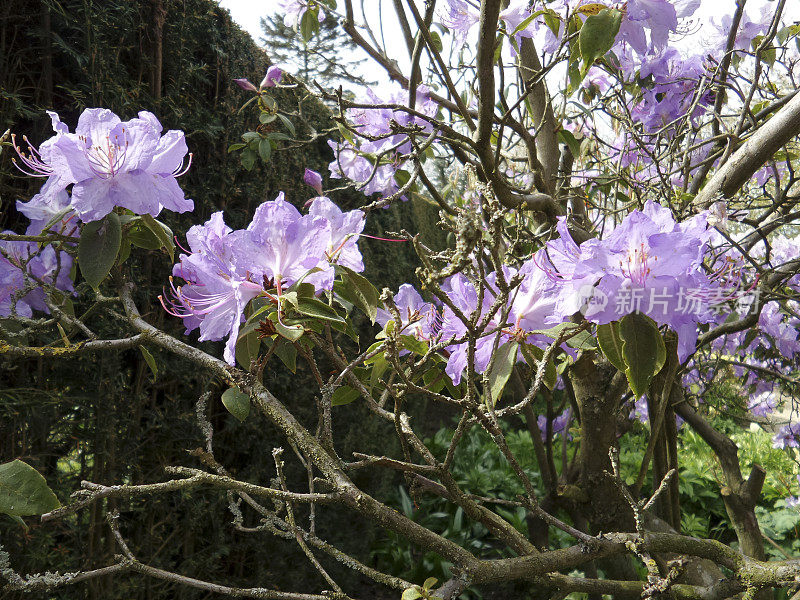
top-left (558, 128), bottom-right (582, 159)
top-left (565, 329), bottom-right (597, 350)
top-left (258, 137), bottom-right (272, 162)
top-left (295, 296), bottom-right (345, 323)
top-left (241, 149), bottom-right (257, 171)
top-left (335, 266), bottom-right (378, 323)
top-left (221, 387), bottom-right (250, 422)
top-left (519, 343), bottom-right (557, 390)
top-left (400, 335), bottom-right (428, 356)
top-left (331, 386), bottom-right (360, 406)
top-left (428, 30), bottom-right (443, 53)
top-left (127, 222), bottom-right (162, 250)
top-left (402, 587), bottom-right (423, 600)
top-left (117, 238), bottom-right (132, 266)
top-left (0, 460), bottom-right (60, 517)
top-left (277, 113), bottom-right (296, 137)
top-left (275, 320), bottom-right (304, 342)
top-left (273, 339), bottom-right (297, 373)
top-left (259, 112), bottom-right (277, 124)
top-left (578, 8), bottom-right (622, 75)
top-left (139, 214), bottom-right (175, 261)
top-left (423, 577), bottom-right (439, 590)
top-left (236, 328), bottom-right (261, 370)
top-left (486, 342), bottom-right (519, 406)
top-left (619, 313), bottom-right (666, 398)
top-left (139, 346), bottom-right (158, 378)
top-left (596, 322), bottom-right (626, 371)
top-left (300, 7), bottom-right (320, 42)
top-left (78, 212), bottom-right (121, 291)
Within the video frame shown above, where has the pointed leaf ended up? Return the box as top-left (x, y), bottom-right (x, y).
top-left (276, 320), bottom-right (304, 342)
top-left (597, 322), bottom-right (626, 371)
top-left (295, 296), bottom-right (345, 323)
top-left (486, 342), bottom-right (519, 406)
top-left (139, 346), bottom-right (158, 378)
top-left (331, 386), bottom-right (360, 406)
top-left (221, 387), bottom-right (250, 422)
top-left (78, 212), bottom-right (121, 291)
top-left (0, 460), bottom-right (60, 517)
top-left (578, 8), bottom-right (622, 75)
top-left (140, 214), bottom-right (175, 261)
top-left (519, 343), bottom-right (557, 390)
top-left (335, 266), bottom-right (378, 323)
top-left (619, 313), bottom-right (666, 399)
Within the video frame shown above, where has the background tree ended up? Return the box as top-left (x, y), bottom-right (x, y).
top-left (261, 12), bottom-right (372, 90)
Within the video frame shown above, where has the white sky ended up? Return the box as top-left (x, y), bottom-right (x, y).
top-left (217, 0), bottom-right (799, 89)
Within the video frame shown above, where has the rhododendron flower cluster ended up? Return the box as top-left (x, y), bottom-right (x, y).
top-left (541, 201), bottom-right (721, 361)
top-left (163, 194), bottom-right (365, 365)
top-left (328, 85), bottom-right (438, 200)
top-left (0, 237), bottom-right (74, 318)
top-left (14, 108), bottom-right (193, 223)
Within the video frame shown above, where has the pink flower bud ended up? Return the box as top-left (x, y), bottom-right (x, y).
top-left (233, 78), bottom-right (258, 92)
top-left (304, 168), bottom-right (323, 195)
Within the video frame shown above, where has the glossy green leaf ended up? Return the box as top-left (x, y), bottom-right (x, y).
top-left (140, 214), bottom-right (175, 260)
top-left (596, 322), bottom-right (626, 371)
top-left (335, 265), bottom-right (378, 323)
top-left (273, 338), bottom-right (297, 373)
top-left (295, 296), bottom-right (345, 323)
top-left (400, 335), bottom-right (428, 356)
top-left (331, 386), bottom-right (360, 406)
top-left (258, 137), bottom-right (272, 162)
top-left (402, 588), bottom-right (423, 600)
top-left (276, 113), bottom-right (296, 137)
top-left (486, 342), bottom-right (519, 406)
top-left (275, 320), bottom-right (304, 342)
top-left (78, 212), bottom-right (121, 291)
top-left (235, 328), bottom-right (261, 370)
top-left (519, 343), bottom-right (557, 390)
top-left (0, 460), bottom-right (60, 517)
top-left (139, 346), bottom-right (158, 378)
top-left (578, 8), bottom-right (622, 75)
top-left (221, 387), bottom-right (250, 422)
top-left (619, 312), bottom-right (666, 398)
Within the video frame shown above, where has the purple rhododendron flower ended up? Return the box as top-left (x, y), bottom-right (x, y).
top-left (773, 423), bottom-right (800, 449)
top-left (278, 0), bottom-right (324, 28)
top-left (14, 108), bottom-right (193, 222)
top-left (377, 284), bottom-right (440, 343)
top-left (0, 235), bottom-right (74, 318)
top-left (231, 192), bottom-right (331, 291)
top-left (260, 66), bottom-right (283, 89)
top-left (617, 0), bottom-right (678, 55)
top-left (543, 201), bottom-right (718, 361)
top-left (748, 392), bottom-right (778, 418)
top-left (163, 212), bottom-right (263, 365)
top-left (510, 252), bottom-right (561, 331)
top-left (440, 273), bottom-right (510, 385)
top-left (712, 10), bottom-right (770, 53)
top-left (439, 0), bottom-right (479, 45)
top-left (163, 192), bottom-right (367, 365)
top-left (328, 85), bottom-right (438, 200)
top-left (16, 187), bottom-right (78, 236)
top-left (538, 409), bottom-right (572, 441)
top-left (307, 196), bottom-right (365, 273)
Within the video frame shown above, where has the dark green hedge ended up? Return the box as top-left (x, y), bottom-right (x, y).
top-left (0, 1), bottom-right (429, 598)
